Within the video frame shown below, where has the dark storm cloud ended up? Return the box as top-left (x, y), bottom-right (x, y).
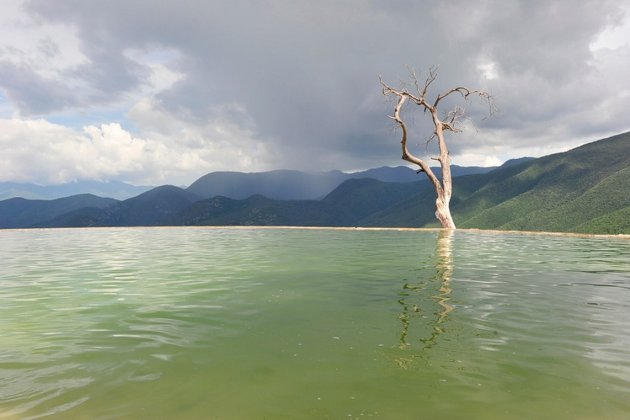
top-left (9, 0), bottom-right (630, 170)
top-left (0, 60), bottom-right (74, 114)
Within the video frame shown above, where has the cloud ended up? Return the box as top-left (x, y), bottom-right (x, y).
top-left (0, 0), bottom-right (629, 184)
top-left (0, 111), bottom-right (271, 185)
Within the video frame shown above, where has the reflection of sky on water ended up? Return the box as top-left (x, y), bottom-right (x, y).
top-left (545, 238), bottom-right (630, 385)
top-left (453, 231), bottom-right (630, 385)
top-left (573, 270), bottom-right (630, 386)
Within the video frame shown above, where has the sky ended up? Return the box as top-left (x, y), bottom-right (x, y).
top-left (1, 0), bottom-right (629, 187)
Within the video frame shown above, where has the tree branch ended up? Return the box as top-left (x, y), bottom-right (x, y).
top-left (421, 66), bottom-right (438, 98)
top-left (380, 76), bottom-right (443, 194)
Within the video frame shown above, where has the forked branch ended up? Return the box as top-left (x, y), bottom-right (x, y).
top-left (381, 76), bottom-right (443, 194)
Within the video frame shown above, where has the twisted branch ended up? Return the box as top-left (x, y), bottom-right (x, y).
top-left (380, 76), bottom-right (443, 195)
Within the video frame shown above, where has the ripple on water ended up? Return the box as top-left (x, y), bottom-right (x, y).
top-left (1, 227), bottom-right (630, 419)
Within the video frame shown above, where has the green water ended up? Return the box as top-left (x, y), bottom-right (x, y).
top-left (1, 227), bottom-right (630, 419)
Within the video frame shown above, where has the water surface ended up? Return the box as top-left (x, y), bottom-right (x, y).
top-left (1, 227), bottom-right (629, 419)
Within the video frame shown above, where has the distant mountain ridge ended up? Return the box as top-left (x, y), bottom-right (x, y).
top-left (0, 194), bottom-right (117, 228)
top-left (0, 165), bottom-right (492, 202)
top-left (185, 165), bottom-right (493, 200)
top-left (40, 186), bottom-right (202, 228)
top-left (0, 180), bottom-right (152, 201)
top-left (177, 178), bottom-right (422, 227)
top-left (1, 132), bottom-right (628, 234)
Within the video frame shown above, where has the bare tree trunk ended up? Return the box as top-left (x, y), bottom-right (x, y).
top-left (380, 68), bottom-right (492, 229)
top-left (435, 196), bottom-right (455, 229)
top-left (432, 113), bottom-right (456, 229)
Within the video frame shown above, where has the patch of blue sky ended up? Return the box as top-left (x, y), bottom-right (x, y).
top-left (0, 91), bottom-right (13, 118)
top-left (47, 108), bottom-right (138, 133)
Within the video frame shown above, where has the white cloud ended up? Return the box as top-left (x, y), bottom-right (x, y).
top-left (454, 152), bottom-right (502, 168)
top-left (123, 48), bottom-right (184, 94)
top-left (477, 61), bottom-right (498, 81)
top-left (0, 0), bottom-right (87, 79)
top-left (590, 3), bottom-right (630, 51)
top-left (0, 111), bottom-right (273, 186)
top-left (127, 97), bottom-right (274, 174)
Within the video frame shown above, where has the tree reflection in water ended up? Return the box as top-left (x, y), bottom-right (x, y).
top-left (398, 229), bottom-right (454, 351)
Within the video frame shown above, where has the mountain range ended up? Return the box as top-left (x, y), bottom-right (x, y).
top-left (186, 164), bottom-right (493, 200)
top-left (1, 131), bottom-right (628, 234)
top-left (0, 164), bottom-right (491, 202)
top-left (0, 180), bottom-right (153, 201)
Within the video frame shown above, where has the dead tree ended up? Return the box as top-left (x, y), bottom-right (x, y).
top-left (380, 68), bottom-right (493, 229)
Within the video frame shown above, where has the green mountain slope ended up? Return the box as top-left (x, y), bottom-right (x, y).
top-left (501, 165), bottom-right (630, 232)
top-left (40, 186), bottom-right (202, 227)
top-left (455, 132), bottom-right (630, 233)
top-left (177, 195), bottom-right (350, 226)
top-left (359, 132), bottom-right (630, 234)
top-left (574, 206), bottom-right (630, 234)
top-left (178, 179), bottom-right (421, 226)
top-left (321, 178), bottom-right (421, 221)
top-left (0, 194), bottom-right (118, 228)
